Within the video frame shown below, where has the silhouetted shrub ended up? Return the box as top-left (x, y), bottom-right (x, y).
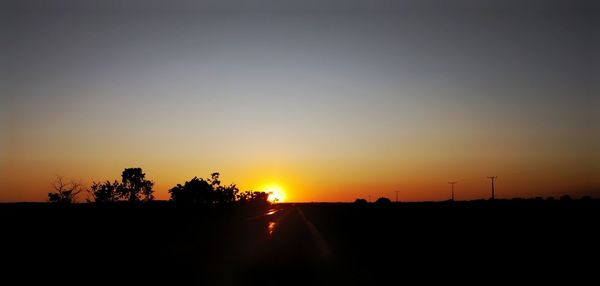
top-left (581, 196), bottom-right (592, 201)
top-left (89, 180), bottom-right (120, 203)
top-left (546, 196), bottom-right (555, 201)
top-left (560, 195), bottom-right (572, 201)
top-left (354, 198), bottom-right (368, 205)
top-left (237, 191), bottom-right (270, 206)
top-left (375, 197), bottom-right (391, 205)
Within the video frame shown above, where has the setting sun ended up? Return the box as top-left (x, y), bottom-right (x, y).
top-left (265, 185), bottom-right (286, 203)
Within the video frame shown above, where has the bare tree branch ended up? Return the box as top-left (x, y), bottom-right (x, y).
top-left (49, 176), bottom-right (85, 203)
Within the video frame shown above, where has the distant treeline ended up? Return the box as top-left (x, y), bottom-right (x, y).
top-left (48, 168), bottom-right (270, 206)
top-left (354, 195), bottom-right (594, 205)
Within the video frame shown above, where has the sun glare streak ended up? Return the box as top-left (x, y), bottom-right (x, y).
top-left (268, 222), bottom-right (277, 237)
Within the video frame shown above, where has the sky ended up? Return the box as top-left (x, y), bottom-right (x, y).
top-left (1, 0), bottom-right (598, 202)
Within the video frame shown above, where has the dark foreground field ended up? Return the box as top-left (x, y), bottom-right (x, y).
top-left (2, 200), bottom-right (599, 285)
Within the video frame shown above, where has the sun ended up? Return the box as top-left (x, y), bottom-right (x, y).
top-left (265, 185), bottom-right (286, 203)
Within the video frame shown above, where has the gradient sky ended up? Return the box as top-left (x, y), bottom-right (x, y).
top-left (1, 0), bottom-right (598, 202)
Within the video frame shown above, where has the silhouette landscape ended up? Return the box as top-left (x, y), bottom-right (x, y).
top-left (3, 167), bottom-right (599, 284)
top-left (1, 0), bottom-right (598, 285)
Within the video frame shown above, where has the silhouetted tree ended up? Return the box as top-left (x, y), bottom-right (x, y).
top-left (118, 168), bottom-right (154, 202)
top-left (252, 191), bottom-right (269, 203)
top-left (236, 191), bottom-right (251, 203)
top-left (215, 183), bottom-right (239, 204)
top-left (89, 180), bottom-right (120, 203)
top-left (375, 197), bottom-right (391, 205)
top-left (354, 198), bottom-right (368, 205)
top-left (169, 173), bottom-right (245, 205)
top-left (48, 176), bottom-right (83, 204)
top-left (211, 173), bottom-right (238, 204)
top-left (206, 172), bottom-right (237, 203)
top-left (209, 172), bottom-right (221, 188)
top-left (169, 177), bottom-right (213, 204)
top-left (237, 191), bottom-right (270, 205)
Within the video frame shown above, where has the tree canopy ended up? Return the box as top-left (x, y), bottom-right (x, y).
top-left (169, 172), bottom-right (268, 206)
top-left (48, 176), bottom-right (83, 203)
top-left (88, 168), bottom-right (154, 203)
top-left (118, 168), bottom-right (154, 202)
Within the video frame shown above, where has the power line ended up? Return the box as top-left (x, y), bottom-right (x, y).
top-left (487, 176), bottom-right (498, 200)
top-left (448, 181), bottom-right (457, 201)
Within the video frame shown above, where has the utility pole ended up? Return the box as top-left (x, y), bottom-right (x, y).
top-left (487, 176), bottom-right (498, 200)
top-left (448, 181), bottom-right (457, 201)
top-left (368, 194), bottom-right (371, 203)
top-left (395, 191), bottom-right (400, 203)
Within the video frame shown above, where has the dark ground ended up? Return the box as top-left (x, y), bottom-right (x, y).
top-left (2, 200), bottom-right (599, 285)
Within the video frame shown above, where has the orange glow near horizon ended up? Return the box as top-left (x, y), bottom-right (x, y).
top-left (265, 185), bottom-right (286, 203)
top-left (0, 154), bottom-right (598, 202)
